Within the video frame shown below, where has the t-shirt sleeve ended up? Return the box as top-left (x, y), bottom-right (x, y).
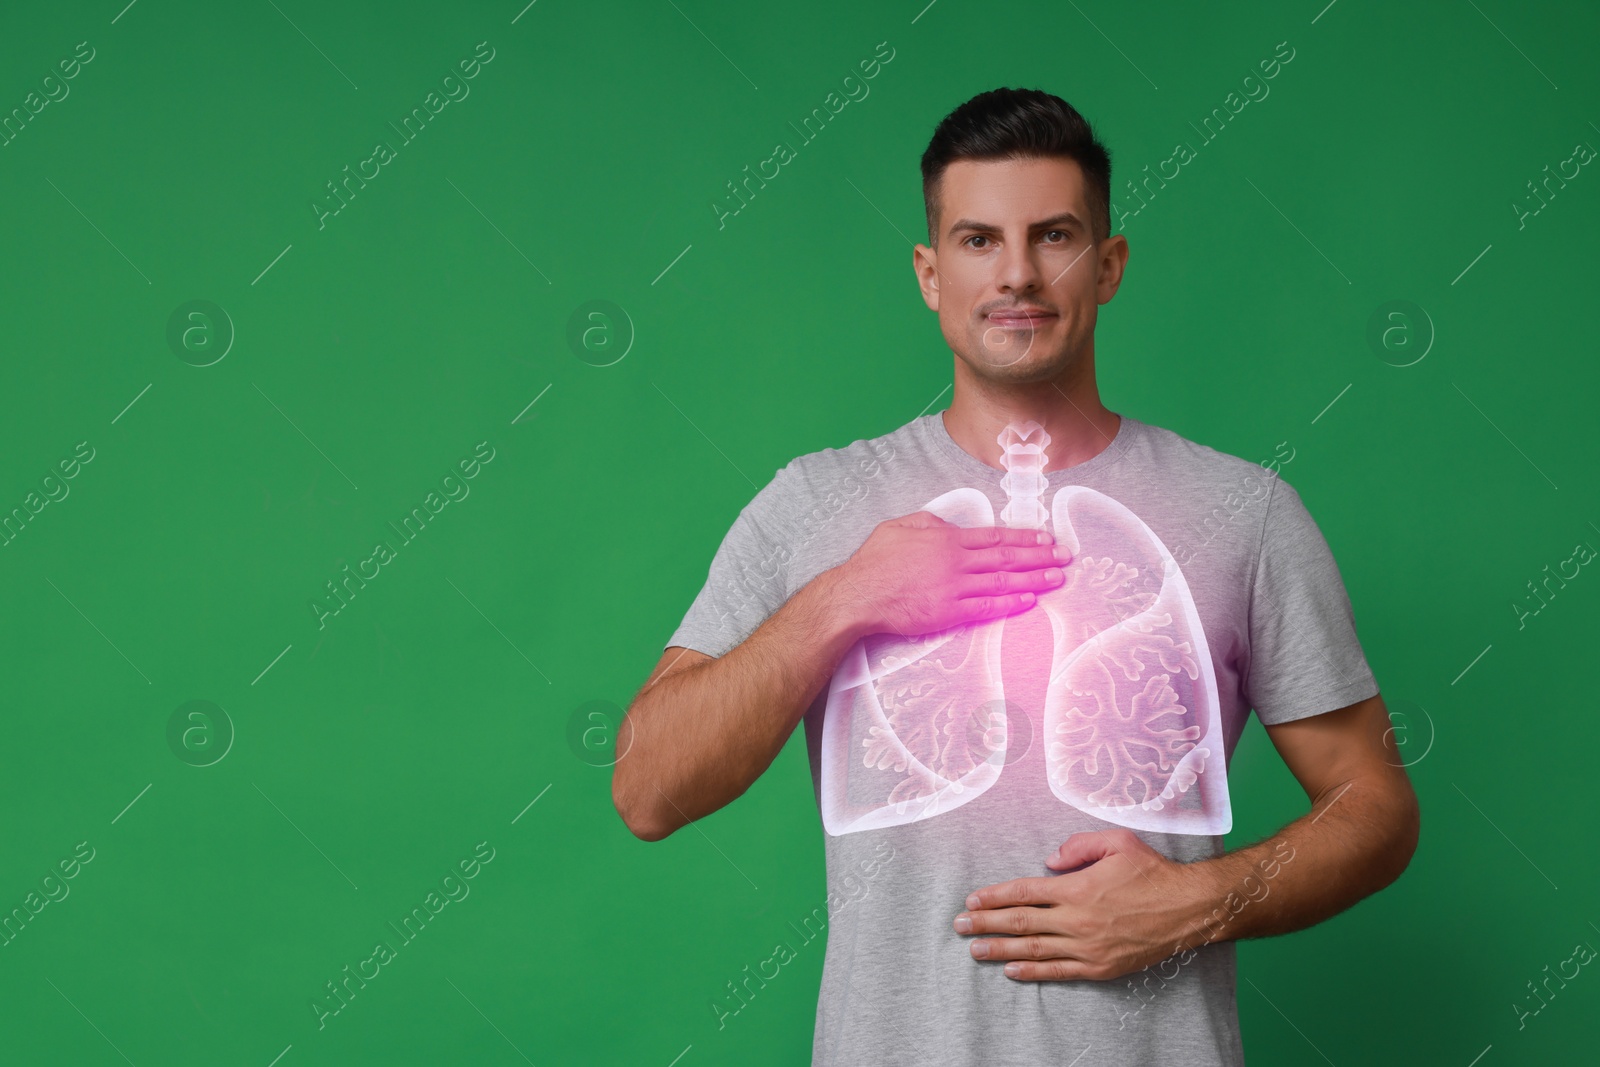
top-left (1243, 475), bottom-right (1380, 725)
top-left (664, 464), bottom-right (800, 659)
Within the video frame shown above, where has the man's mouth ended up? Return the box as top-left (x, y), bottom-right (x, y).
top-left (987, 310), bottom-right (1056, 327)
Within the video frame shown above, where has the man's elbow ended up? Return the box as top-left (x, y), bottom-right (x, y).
top-left (1379, 780), bottom-right (1422, 886)
top-left (612, 776), bottom-right (675, 842)
top-left (621, 808), bottom-right (675, 843)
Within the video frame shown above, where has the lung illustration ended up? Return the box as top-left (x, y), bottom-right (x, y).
top-left (818, 419), bottom-right (1231, 837)
top-left (1038, 485), bottom-right (1231, 834)
top-left (819, 488), bottom-right (1011, 836)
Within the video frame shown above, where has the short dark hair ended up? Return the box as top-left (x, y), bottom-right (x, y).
top-left (920, 88), bottom-right (1113, 247)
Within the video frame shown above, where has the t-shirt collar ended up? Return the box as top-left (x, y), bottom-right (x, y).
top-left (917, 408), bottom-right (1140, 484)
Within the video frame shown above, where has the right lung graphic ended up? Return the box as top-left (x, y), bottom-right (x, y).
top-left (819, 420), bottom-right (1231, 837)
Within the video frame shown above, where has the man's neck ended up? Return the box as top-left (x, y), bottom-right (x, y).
top-left (940, 376), bottom-right (1121, 473)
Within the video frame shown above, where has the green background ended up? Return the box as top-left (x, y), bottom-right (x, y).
top-left (2, 0), bottom-right (1595, 1063)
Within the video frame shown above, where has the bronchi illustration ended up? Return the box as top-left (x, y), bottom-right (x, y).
top-left (819, 420), bottom-right (1231, 837)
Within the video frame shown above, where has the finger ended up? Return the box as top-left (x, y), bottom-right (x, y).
top-left (954, 905), bottom-right (1051, 937)
top-left (966, 933), bottom-right (1075, 963)
top-left (965, 877), bottom-right (1052, 911)
top-left (954, 525), bottom-right (1052, 550)
top-left (1001, 958), bottom-right (1104, 981)
top-left (957, 542), bottom-right (1073, 574)
top-left (1046, 830), bottom-right (1117, 871)
top-left (955, 568), bottom-right (1064, 601)
top-left (894, 510), bottom-right (951, 528)
top-left (956, 592), bottom-right (1039, 622)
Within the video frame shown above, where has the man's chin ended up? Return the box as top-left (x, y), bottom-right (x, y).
top-left (957, 344), bottom-right (1073, 381)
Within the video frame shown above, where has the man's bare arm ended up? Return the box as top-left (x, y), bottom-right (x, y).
top-left (613, 514), bottom-right (1071, 842)
top-left (612, 565), bottom-right (864, 842)
top-left (1179, 694), bottom-right (1420, 945)
top-left (948, 692), bottom-right (1419, 983)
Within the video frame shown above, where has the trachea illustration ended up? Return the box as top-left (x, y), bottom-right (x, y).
top-left (998, 420), bottom-right (1050, 530)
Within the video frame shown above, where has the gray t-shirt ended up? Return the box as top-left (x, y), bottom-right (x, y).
top-left (666, 411), bottom-right (1378, 1066)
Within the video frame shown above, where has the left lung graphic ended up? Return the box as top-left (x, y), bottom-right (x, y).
top-left (819, 427), bottom-right (1230, 837)
top-left (820, 488), bottom-right (1011, 836)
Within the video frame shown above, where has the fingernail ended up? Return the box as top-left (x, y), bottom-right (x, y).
top-left (1045, 568), bottom-right (1062, 582)
top-left (1035, 531), bottom-right (1052, 545)
top-left (1052, 546), bottom-right (1073, 562)
top-left (966, 894), bottom-right (981, 910)
top-left (1004, 963), bottom-right (1020, 977)
top-left (971, 941), bottom-right (989, 958)
top-left (954, 916), bottom-right (971, 933)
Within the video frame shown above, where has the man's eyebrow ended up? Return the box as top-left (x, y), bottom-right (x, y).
top-left (946, 212), bottom-right (1086, 237)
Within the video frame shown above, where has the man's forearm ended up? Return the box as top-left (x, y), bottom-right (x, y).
top-left (616, 566), bottom-right (865, 841)
top-left (1174, 776), bottom-right (1420, 949)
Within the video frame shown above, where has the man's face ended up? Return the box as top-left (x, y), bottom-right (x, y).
top-left (914, 156), bottom-right (1127, 384)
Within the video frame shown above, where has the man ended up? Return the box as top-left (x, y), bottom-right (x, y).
top-left (614, 88), bottom-right (1419, 1066)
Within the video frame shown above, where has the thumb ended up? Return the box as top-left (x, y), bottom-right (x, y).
top-left (893, 509), bottom-right (950, 528)
top-left (1046, 831), bottom-right (1113, 872)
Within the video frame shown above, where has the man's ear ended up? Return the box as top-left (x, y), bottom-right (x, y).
top-left (914, 243), bottom-right (940, 311)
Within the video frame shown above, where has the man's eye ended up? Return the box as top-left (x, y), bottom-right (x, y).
top-left (1043, 230), bottom-right (1069, 243)
top-left (964, 235), bottom-right (990, 249)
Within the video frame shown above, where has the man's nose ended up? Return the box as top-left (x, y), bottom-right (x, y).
top-left (994, 240), bottom-right (1044, 294)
